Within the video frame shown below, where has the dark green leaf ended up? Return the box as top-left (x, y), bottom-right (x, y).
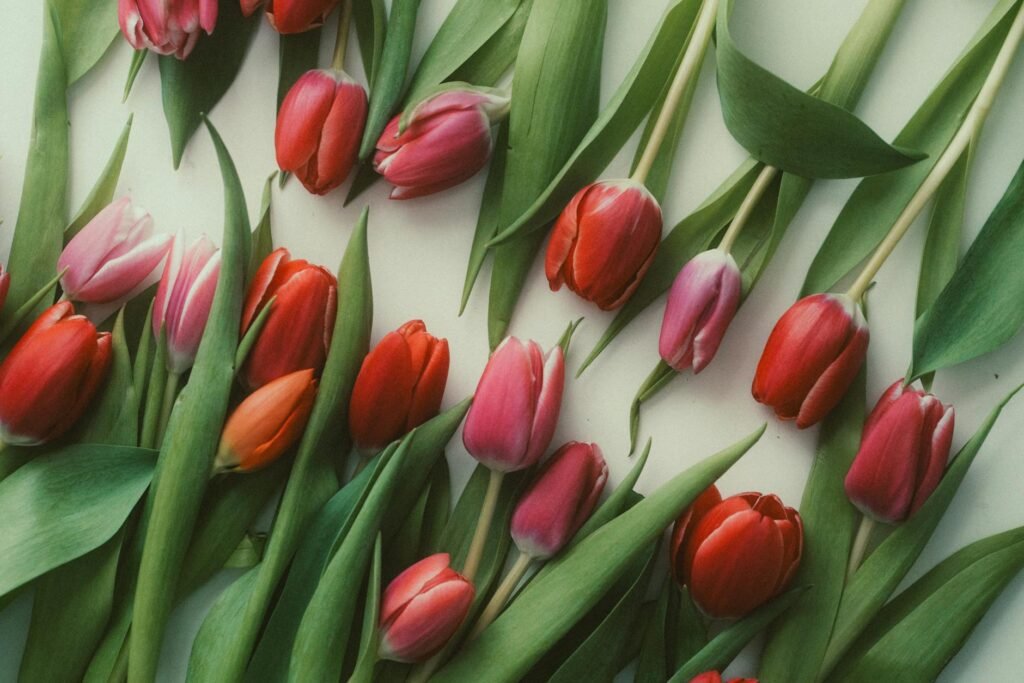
top-left (636, 577), bottom-right (674, 683)
top-left (460, 121), bottom-right (509, 313)
top-left (248, 173), bottom-right (277, 284)
top-left (51, 0), bottom-right (119, 84)
top-left (278, 28), bottom-right (322, 110)
top-left (75, 311), bottom-right (140, 446)
top-left (448, 0), bottom-right (532, 87)
top-left (669, 587), bottom-right (708, 669)
top-left (66, 114), bottom-right (133, 239)
top-left (350, 535), bottom-right (383, 683)
top-left (123, 49), bottom-right (147, 101)
top-left (353, 0), bottom-right (386, 89)
top-left (419, 457), bottom-right (452, 556)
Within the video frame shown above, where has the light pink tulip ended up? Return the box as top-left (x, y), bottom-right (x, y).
top-left (153, 233), bottom-right (221, 373)
top-left (118, 0), bottom-right (217, 60)
top-left (58, 197), bottom-right (172, 305)
top-left (462, 337), bottom-right (565, 473)
top-left (373, 86), bottom-right (510, 199)
top-left (659, 249), bottom-right (742, 374)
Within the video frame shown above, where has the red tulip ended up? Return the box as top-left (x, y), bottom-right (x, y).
top-left (240, 248), bottom-right (338, 391)
top-left (378, 553), bottom-right (474, 663)
top-left (0, 303), bottom-right (112, 446)
top-left (545, 179), bottom-right (662, 310)
top-left (844, 380), bottom-right (955, 523)
top-left (670, 486), bottom-right (803, 619)
top-left (260, 0), bottom-right (337, 33)
top-left (510, 442), bottom-right (608, 559)
top-left (689, 672), bottom-right (758, 683)
top-left (752, 293), bottom-right (869, 428)
top-left (276, 69), bottom-right (368, 195)
top-left (0, 265), bottom-right (10, 314)
top-left (118, 0), bottom-right (217, 59)
top-left (348, 320), bottom-right (449, 452)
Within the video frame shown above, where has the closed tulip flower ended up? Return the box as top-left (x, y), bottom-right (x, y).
top-left (373, 86), bottom-right (510, 199)
top-left (659, 249), bottom-right (742, 373)
top-left (378, 553), bottom-right (474, 663)
top-left (214, 369), bottom-right (317, 473)
top-left (463, 337), bottom-right (565, 473)
top-left (240, 248), bottom-right (337, 391)
top-left (510, 442), bottom-right (608, 559)
top-left (153, 233), bottom-right (221, 374)
top-left (752, 293), bottom-right (869, 429)
top-left (0, 265), bottom-right (9, 314)
top-left (689, 673), bottom-right (758, 683)
top-left (670, 486), bottom-right (803, 619)
top-left (118, 0), bottom-right (216, 59)
top-left (276, 69), bottom-right (367, 195)
top-left (0, 303), bottom-right (112, 446)
top-left (844, 380), bottom-right (954, 523)
top-left (349, 320), bottom-right (449, 452)
top-left (259, 0), bottom-right (337, 34)
top-left (545, 179), bottom-right (662, 310)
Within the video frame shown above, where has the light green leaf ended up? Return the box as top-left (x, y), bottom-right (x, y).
top-left (123, 48), bottom-right (147, 101)
top-left (248, 173), bottom-right (277, 284)
top-left (277, 28), bottom-right (322, 110)
top-left (51, 0), bottom-right (119, 85)
top-left (66, 115), bottom-right (133, 239)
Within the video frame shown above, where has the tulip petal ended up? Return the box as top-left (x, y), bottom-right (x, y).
top-left (275, 71), bottom-right (338, 172)
top-left (523, 345), bottom-right (564, 469)
top-left (73, 230), bottom-right (172, 304)
top-left (379, 575), bottom-right (474, 663)
top-left (380, 554), bottom-right (453, 627)
top-left (908, 400), bottom-right (955, 516)
top-left (241, 247), bottom-right (289, 331)
top-left (349, 331), bottom-right (416, 450)
top-left (309, 80), bottom-right (367, 194)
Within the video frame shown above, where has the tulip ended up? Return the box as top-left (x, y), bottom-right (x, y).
top-left (462, 337), bottom-right (565, 473)
top-left (689, 673), bottom-right (758, 683)
top-left (670, 485), bottom-right (803, 619)
top-left (0, 303), bottom-right (112, 446)
top-left (752, 293), bottom-right (869, 429)
top-left (153, 233), bottom-right (221, 374)
top-left (118, 0), bottom-right (217, 59)
top-left (510, 442), bottom-right (608, 559)
top-left (373, 87), bottom-right (511, 199)
top-left (844, 380), bottom-right (955, 523)
top-left (545, 179), bottom-right (662, 310)
top-left (276, 69), bottom-right (368, 195)
top-left (349, 320), bottom-right (449, 452)
top-left (214, 369), bottom-right (317, 473)
top-left (0, 265), bottom-right (9, 314)
top-left (58, 197), bottom-right (172, 305)
top-left (378, 553), bottom-right (474, 663)
top-left (240, 248), bottom-right (338, 391)
top-left (261, 0), bottom-right (338, 34)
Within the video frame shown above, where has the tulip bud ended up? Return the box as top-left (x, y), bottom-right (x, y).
top-left (153, 233), bottom-right (221, 374)
top-left (844, 380), bottom-right (954, 523)
top-left (0, 265), bottom-right (10, 315)
top-left (240, 248), bottom-right (338, 391)
top-left (275, 69), bottom-right (368, 195)
top-left (670, 486), bottom-right (803, 619)
top-left (462, 337), bottom-right (565, 473)
top-left (348, 320), bottom-right (449, 452)
top-left (689, 673), bottom-right (758, 683)
top-left (214, 369), bottom-right (317, 473)
top-left (0, 303), bottom-right (112, 446)
top-left (264, 0), bottom-right (337, 34)
top-left (510, 442), bottom-right (608, 559)
top-left (118, 0), bottom-right (217, 59)
top-left (659, 249), bottom-right (742, 373)
top-left (58, 197), bottom-right (172, 305)
top-left (752, 293), bottom-right (869, 429)
top-left (378, 553), bottom-right (474, 663)
top-left (373, 86), bottom-right (511, 199)
top-left (545, 179), bottom-right (662, 310)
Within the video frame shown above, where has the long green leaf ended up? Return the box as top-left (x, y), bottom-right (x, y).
top-left (350, 535), bottom-right (383, 683)
top-left (354, 0), bottom-right (387, 89)
top-left (460, 121), bottom-right (509, 313)
top-left (248, 173), bottom-right (277, 283)
top-left (448, 0), bottom-right (532, 87)
top-left (66, 115), bottom-right (133, 239)
top-left (50, 0), bottom-right (119, 84)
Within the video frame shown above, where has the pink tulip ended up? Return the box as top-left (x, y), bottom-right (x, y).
top-left (0, 265), bottom-right (9, 315)
top-left (374, 86), bottom-right (510, 199)
top-left (118, 0), bottom-right (217, 60)
top-left (462, 337), bottom-right (565, 473)
top-left (153, 233), bottom-right (221, 374)
top-left (58, 197), bottom-right (172, 305)
top-left (510, 442), bottom-right (608, 559)
top-left (659, 249), bottom-right (742, 373)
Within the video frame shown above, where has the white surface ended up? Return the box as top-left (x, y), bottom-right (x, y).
top-left (2, 0), bottom-right (1024, 680)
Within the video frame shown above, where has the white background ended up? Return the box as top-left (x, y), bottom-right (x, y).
top-left (3, 0), bottom-right (1024, 680)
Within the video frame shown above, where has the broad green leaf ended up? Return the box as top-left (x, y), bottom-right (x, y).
top-left (248, 173), bottom-right (277, 284)
top-left (50, 0), bottom-right (118, 84)
top-left (448, 0), bottom-right (532, 87)
top-left (460, 121), bottom-right (509, 313)
top-left (433, 426), bottom-right (765, 682)
top-left (353, 0), bottom-right (387, 89)
top-left (277, 28), bottom-right (322, 110)
top-left (350, 535), bottom-right (383, 683)
top-left (66, 115), bottom-right (133, 239)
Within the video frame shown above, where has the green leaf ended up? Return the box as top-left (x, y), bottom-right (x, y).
top-left (66, 115), bottom-right (133, 239)
top-left (432, 426), bottom-right (765, 682)
top-left (350, 535), bottom-right (383, 683)
top-left (353, 0), bottom-right (387, 89)
top-left (278, 28), bottom-right (322, 110)
top-left (123, 49), bottom-right (147, 101)
top-left (158, 0), bottom-right (260, 168)
top-left (669, 587), bottom-right (708, 669)
top-left (50, 0), bottom-right (119, 85)
top-left (419, 457), bottom-right (452, 555)
top-left (248, 173), bottom-right (277, 284)
top-left (636, 578), bottom-right (675, 683)
top-left (629, 362), bottom-right (677, 454)
top-left (75, 311), bottom-right (140, 446)
top-left (0, 445), bottom-right (155, 598)
top-left (448, 0), bottom-right (532, 87)
top-left (460, 121), bottom-right (509, 313)
top-left (572, 439), bottom-right (650, 549)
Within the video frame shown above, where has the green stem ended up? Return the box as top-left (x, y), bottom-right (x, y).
top-left (462, 468), bottom-right (505, 582)
top-left (717, 164), bottom-right (779, 254)
top-left (330, 0), bottom-right (355, 71)
top-left (467, 551), bottom-right (533, 640)
top-left (846, 515), bottom-right (877, 581)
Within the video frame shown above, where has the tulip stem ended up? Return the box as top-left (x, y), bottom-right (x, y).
top-left (631, 0), bottom-right (719, 186)
top-left (331, 0), bottom-right (355, 71)
top-left (847, 515), bottom-right (877, 581)
top-left (718, 164), bottom-right (780, 254)
top-left (462, 468), bottom-right (505, 583)
top-left (468, 551), bottom-right (534, 640)
top-left (845, 1), bottom-right (1024, 303)
top-left (155, 371), bottom-right (181, 447)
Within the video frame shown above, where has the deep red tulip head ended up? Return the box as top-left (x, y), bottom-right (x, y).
top-left (462, 337), bottom-right (565, 473)
top-left (378, 553), bottom-right (474, 663)
top-left (510, 441), bottom-right (608, 559)
top-left (348, 320), bottom-right (450, 451)
top-left (670, 485), bottom-right (803, 619)
top-left (844, 380), bottom-right (955, 523)
top-left (276, 69), bottom-right (368, 195)
top-left (240, 248), bottom-right (338, 391)
top-left (0, 264), bottom-right (10, 314)
top-left (153, 233), bottom-right (221, 374)
top-left (373, 86), bottom-right (510, 199)
top-left (118, 0), bottom-right (217, 59)
top-left (689, 672), bottom-right (758, 683)
top-left (545, 179), bottom-right (662, 310)
top-left (265, 0), bottom-right (337, 33)
top-left (752, 293), bottom-right (869, 428)
top-left (0, 303), bottom-right (112, 446)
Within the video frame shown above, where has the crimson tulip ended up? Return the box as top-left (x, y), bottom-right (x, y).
top-left (240, 248), bottom-right (338, 391)
top-left (670, 485), bottom-right (803, 619)
top-left (752, 293), bottom-right (869, 428)
top-left (0, 265), bottom-right (9, 314)
top-left (545, 179), bottom-right (662, 310)
top-left (0, 302), bottom-right (112, 446)
top-left (689, 672), bottom-right (758, 683)
top-left (118, 0), bottom-right (216, 59)
top-left (259, 0), bottom-right (337, 34)
top-left (153, 233), bottom-right (221, 374)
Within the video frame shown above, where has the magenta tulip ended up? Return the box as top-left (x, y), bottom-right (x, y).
top-left (118, 0), bottom-right (217, 59)
top-left (0, 265), bottom-right (9, 315)
top-left (153, 233), bottom-right (221, 374)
